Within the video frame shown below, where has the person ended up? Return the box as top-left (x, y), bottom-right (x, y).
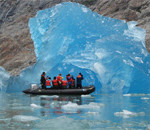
top-left (71, 76), bottom-right (75, 88)
top-left (52, 77), bottom-right (59, 89)
top-left (57, 73), bottom-right (63, 88)
top-left (40, 72), bottom-right (46, 89)
top-left (62, 80), bottom-right (67, 89)
top-left (46, 76), bottom-right (51, 88)
top-left (77, 73), bottom-right (84, 88)
top-left (66, 74), bottom-right (72, 88)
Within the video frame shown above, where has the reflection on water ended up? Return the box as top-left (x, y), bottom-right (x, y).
top-left (0, 93), bottom-right (150, 129)
top-left (40, 95), bottom-right (82, 116)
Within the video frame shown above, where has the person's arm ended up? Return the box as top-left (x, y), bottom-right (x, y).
top-left (81, 75), bottom-right (84, 80)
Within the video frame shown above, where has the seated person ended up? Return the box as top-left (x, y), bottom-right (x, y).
top-left (46, 76), bottom-right (51, 89)
top-left (71, 76), bottom-right (75, 88)
top-left (57, 73), bottom-right (63, 88)
top-left (62, 80), bottom-right (67, 89)
top-left (52, 77), bottom-right (59, 89)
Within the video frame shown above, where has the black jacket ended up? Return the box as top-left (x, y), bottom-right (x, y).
top-left (40, 75), bottom-right (46, 86)
top-left (77, 75), bottom-right (83, 85)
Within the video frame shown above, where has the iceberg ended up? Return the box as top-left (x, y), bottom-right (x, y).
top-left (114, 110), bottom-right (145, 118)
top-left (12, 115), bottom-right (40, 122)
top-left (2, 2), bottom-right (150, 93)
top-left (0, 67), bottom-right (10, 92)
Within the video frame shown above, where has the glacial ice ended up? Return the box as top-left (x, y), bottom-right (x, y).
top-left (30, 103), bottom-right (42, 108)
top-left (12, 115), bottom-right (40, 122)
top-left (0, 67), bottom-right (10, 92)
top-left (114, 110), bottom-right (145, 118)
top-left (62, 102), bottom-right (104, 112)
top-left (1, 2), bottom-right (150, 93)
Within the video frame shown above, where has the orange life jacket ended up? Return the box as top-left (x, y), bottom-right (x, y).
top-left (53, 79), bottom-right (58, 86)
top-left (57, 76), bottom-right (62, 82)
top-left (62, 80), bottom-right (67, 86)
top-left (71, 78), bottom-right (75, 86)
top-left (77, 75), bottom-right (81, 78)
top-left (46, 80), bottom-right (51, 86)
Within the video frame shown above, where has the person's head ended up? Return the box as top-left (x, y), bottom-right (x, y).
top-left (42, 72), bottom-right (46, 75)
top-left (59, 73), bottom-right (62, 76)
top-left (47, 76), bottom-right (51, 79)
top-left (79, 73), bottom-right (82, 75)
top-left (72, 75), bottom-right (75, 79)
top-left (54, 77), bottom-right (56, 79)
top-left (68, 74), bottom-right (70, 76)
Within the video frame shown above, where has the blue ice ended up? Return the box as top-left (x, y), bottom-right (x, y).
top-left (1, 2), bottom-right (150, 93)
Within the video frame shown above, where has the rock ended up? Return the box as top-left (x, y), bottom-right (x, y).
top-left (0, 0), bottom-right (150, 76)
top-left (90, 0), bottom-right (150, 52)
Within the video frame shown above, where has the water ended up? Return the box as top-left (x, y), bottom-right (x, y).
top-left (0, 93), bottom-right (150, 129)
top-left (0, 2), bottom-right (150, 129)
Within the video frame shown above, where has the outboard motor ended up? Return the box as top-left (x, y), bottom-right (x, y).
top-left (30, 84), bottom-right (38, 90)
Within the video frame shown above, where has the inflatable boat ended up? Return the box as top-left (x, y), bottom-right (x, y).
top-left (23, 85), bottom-right (95, 95)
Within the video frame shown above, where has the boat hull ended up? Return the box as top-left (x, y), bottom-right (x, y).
top-left (23, 85), bottom-right (95, 95)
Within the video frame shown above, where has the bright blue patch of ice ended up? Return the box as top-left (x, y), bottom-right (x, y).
top-left (2, 2), bottom-right (150, 93)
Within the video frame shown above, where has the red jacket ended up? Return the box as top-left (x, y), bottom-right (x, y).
top-left (62, 80), bottom-right (67, 86)
top-left (53, 79), bottom-right (58, 86)
top-left (46, 80), bottom-right (51, 86)
top-left (57, 76), bottom-right (62, 82)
